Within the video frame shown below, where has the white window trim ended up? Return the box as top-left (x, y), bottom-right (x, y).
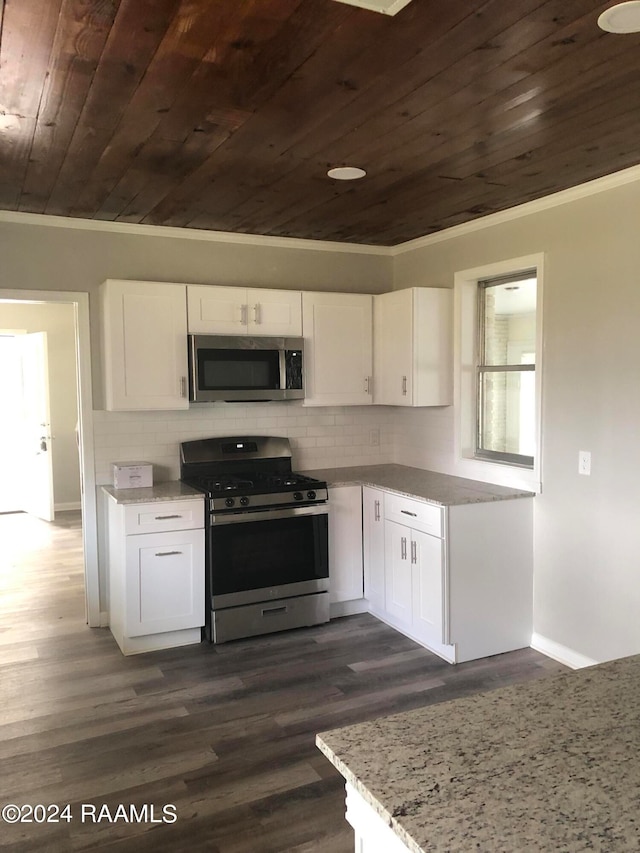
top-left (453, 254), bottom-right (544, 493)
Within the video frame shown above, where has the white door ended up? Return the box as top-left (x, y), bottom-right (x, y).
top-left (411, 529), bottom-right (444, 646)
top-left (246, 288), bottom-right (302, 336)
top-left (363, 487), bottom-right (385, 614)
top-left (20, 332), bottom-right (55, 521)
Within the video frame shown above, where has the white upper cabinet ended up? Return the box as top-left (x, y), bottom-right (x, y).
top-left (302, 291), bottom-right (373, 406)
top-left (101, 279), bottom-right (189, 411)
top-left (187, 285), bottom-right (302, 337)
top-left (373, 287), bottom-right (452, 407)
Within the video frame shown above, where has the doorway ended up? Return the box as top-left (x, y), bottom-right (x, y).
top-left (0, 290), bottom-right (100, 627)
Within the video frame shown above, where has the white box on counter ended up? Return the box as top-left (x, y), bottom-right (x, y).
top-left (112, 462), bottom-right (153, 489)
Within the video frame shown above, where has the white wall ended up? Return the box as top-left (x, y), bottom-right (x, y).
top-left (0, 302), bottom-right (80, 510)
top-left (392, 176), bottom-right (640, 665)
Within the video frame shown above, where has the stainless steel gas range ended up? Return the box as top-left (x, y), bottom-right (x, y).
top-left (180, 436), bottom-right (329, 643)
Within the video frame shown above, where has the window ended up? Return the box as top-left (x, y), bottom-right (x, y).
top-left (476, 271), bottom-right (537, 467)
top-left (454, 254), bottom-right (543, 491)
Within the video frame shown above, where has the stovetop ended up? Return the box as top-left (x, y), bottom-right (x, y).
top-left (179, 435), bottom-right (328, 512)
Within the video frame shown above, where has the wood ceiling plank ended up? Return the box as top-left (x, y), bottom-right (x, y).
top-left (264, 12), bottom-right (633, 241)
top-left (189, 0), bottom-right (596, 237)
top-left (44, 0), bottom-right (182, 216)
top-left (18, 0), bottom-right (120, 214)
top-left (163, 0), bottom-right (486, 230)
top-left (314, 94), bottom-right (640, 243)
top-left (88, 0), bottom-right (315, 221)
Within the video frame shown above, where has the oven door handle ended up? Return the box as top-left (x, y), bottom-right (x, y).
top-left (210, 503), bottom-right (328, 525)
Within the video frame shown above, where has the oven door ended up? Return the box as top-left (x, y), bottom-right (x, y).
top-left (207, 504), bottom-right (329, 609)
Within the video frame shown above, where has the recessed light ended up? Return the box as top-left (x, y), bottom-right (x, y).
top-left (327, 166), bottom-right (367, 180)
top-left (598, 1), bottom-right (640, 33)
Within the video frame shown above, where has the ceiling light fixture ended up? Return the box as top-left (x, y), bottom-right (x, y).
top-left (597, 1), bottom-right (640, 32)
top-left (327, 166), bottom-right (367, 180)
top-left (331, 0), bottom-right (413, 16)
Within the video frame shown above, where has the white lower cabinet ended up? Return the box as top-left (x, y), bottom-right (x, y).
top-left (106, 496), bottom-right (205, 655)
top-left (328, 485), bottom-right (367, 616)
top-left (363, 488), bottom-right (533, 664)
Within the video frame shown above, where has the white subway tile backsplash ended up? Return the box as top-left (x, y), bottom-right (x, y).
top-left (92, 401), bottom-right (394, 484)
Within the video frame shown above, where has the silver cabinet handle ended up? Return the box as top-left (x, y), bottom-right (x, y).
top-left (240, 304), bottom-right (248, 325)
top-left (154, 514), bottom-right (183, 520)
top-left (401, 536), bottom-right (407, 560)
top-left (401, 509), bottom-right (417, 517)
top-left (364, 375), bottom-right (371, 394)
top-left (155, 551), bottom-right (182, 557)
top-left (374, 499), bottom-right (380, 522)
top-left (253, 303), bottom-right (261, 324)
top-left (402, 375), bottom-right (408, 396)
top-left (411, 540), bottom-right (417, 564)
top-left (180, 376), bottom-right (187, 398)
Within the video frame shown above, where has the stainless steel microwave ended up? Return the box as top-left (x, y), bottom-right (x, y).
top-left (188, 335), bottom-right (304, 402)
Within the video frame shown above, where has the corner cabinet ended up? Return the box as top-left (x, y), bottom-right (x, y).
top-left (302, 291), bottom-right (373, 406)
top-left (363, 489), bottom-right (533, 664)
top-left (106, 496), bottom-right (205, 655)
top-left (101, 279), bottom-right (189, 411)
top-left (373, 287), bottom-right (452, 407)
top-left (187, 285), bottom-right (302, 336)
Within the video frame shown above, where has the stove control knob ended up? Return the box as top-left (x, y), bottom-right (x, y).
top-left (307, 490), bottom-right (317, 500)
top-left (293, 491), bottom-right (304, 501)
top-left (225, 497), bottom-right (235, 508)
top-left (240, 496), bottom-right (250, 506)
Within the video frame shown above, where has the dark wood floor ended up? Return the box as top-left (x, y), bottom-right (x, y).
top-left (0, 511), bottom-right (566, 852)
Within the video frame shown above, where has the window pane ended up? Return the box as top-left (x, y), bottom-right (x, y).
top-left (481, 278), bottom-right (536, 366)
top-left (478, 369), bottom-right (535, 457)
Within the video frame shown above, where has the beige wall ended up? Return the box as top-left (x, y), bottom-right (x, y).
top-left (393, 177), bottom-right (640, 665)
top-left (0, 301), bottom-right (80, 509)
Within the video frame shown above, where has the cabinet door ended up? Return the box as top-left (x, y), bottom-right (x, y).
top-left (302, 292), bottom-right (373, 406)
top-left (384, 520), bottom-right (413, 627)
top-left (373, 289), bottom-right (413, 406)
top-left (187, 285), bottom-right (247, 334)
top-left (411, 528), bottom-right (444, 647)
top-left (246, 289), bottom-right (302, 336)
top-left (102, 280), bottom-right (189, 410)
top-left (329, 485), bottom-right (364, 603)
top-left (125, 528), bottom-right (204, 636)
top-left (363, 486), bottom-right (385, 614)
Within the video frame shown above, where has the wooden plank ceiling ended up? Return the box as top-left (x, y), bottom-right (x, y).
top-left (1, 0), bottom-right (639, 246)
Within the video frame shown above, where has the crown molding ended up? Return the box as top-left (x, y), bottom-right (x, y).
top-left (391, 163), bottom-right (640, 255)
top-left (0, 210), bottom-right (390, 256)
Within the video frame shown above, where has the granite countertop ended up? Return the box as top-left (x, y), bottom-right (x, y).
top-left (317, 654), bottom-right (640, 852)
top-left (302, 464), bottom-right (534, 506)
top-left (102, 481), bottom-right (203, 504)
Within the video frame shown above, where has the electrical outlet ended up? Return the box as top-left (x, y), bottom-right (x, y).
top-left (578, 450), bottom-right (591, 476)
top-left (370, 428), bottom-right (380, 447)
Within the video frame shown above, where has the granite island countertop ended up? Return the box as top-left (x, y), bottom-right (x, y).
top-left (102, 481), bottom-right (203, 504)
top-left (302, 463), bottom-right (534, 506)
top-left (317, 654), bottom-right (640, 852)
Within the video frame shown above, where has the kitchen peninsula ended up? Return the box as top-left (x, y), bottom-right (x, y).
top-left (317, 654), bottom-right (640, 852)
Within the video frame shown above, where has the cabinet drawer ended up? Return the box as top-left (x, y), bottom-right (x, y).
top-left (124, 499), bottom-right (204, 534)
top-left (384, 493), bottom-right (443, 538)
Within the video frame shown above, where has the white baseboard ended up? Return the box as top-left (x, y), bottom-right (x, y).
top-left (55, 501), bottom-right (82, 512)
top-left (531, 632), bottom-right (599, 670)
